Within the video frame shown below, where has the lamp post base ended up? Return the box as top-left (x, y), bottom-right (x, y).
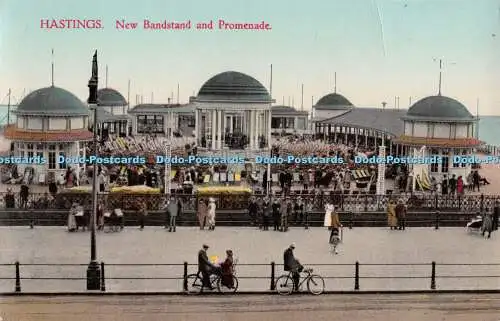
top-left (86, 261), bottom-right (101, 290)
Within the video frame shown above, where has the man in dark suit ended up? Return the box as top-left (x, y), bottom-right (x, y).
top-left (493, 201), bottom-right (499, 231)
top-left (283, 243), bottom-right (302, 292)
top-left (198, 244), bottom-right (215, 290)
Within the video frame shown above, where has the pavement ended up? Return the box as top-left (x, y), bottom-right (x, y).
top-left (0, 226), bottom-right (499, 293)
top-left (1, 294), bottom-right (500, 321)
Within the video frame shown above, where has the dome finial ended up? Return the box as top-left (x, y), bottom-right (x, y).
top-left (438, 59), bottom-right (442, 96)
top-left (51, 49), bottom-right (55, 87)
top-left (334, 72), bottom-right (337, 94)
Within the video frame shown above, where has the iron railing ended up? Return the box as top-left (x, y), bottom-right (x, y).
top-left (1, 261), bottom-right (500, 293)
top-left (1, 192), bottom-right (499, 212)
top-left (0, 210), bottom-right (487, 229)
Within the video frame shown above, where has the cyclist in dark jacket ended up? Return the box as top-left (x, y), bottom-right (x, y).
top-left (283, 243), bottom-right (302, 291)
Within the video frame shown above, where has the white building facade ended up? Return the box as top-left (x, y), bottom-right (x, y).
top-left (5, 86), bottom-right (92, 184)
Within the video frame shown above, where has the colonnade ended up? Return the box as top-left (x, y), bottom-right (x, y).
top-left (315, 123), bottom-right (407, 155)
top-left (195, 108), bottom-right (271, 150)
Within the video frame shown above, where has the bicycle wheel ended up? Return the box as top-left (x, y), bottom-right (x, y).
top-left (217, 275), bottom-right (239, 293)
top-left (307, 274), bottom-right (325, 295)
top-left (186, 274), bottom-right (203, 294)
top-left (275, 275), bottom-right (294, 295)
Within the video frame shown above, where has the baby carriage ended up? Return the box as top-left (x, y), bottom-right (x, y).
top-left (466, 215), bottom-right (483, 233)
top-left (104, 208), bottom-right (124, 232)
top-left (74, 207), bottom-right (87, 231)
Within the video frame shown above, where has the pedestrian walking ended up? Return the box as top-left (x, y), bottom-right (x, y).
top-left (272, 198), bottom-right (281, 231)
top-left (492, 201), bottom-right (499, 231)
top-left (395, 198), bottom-right (406, 230)
top-left (138, 202), bottom-right (147, 230)
top-left (262, 197), bottom-right (271, 231)
top-left (197, 199), bottom-right (207, 230)
top-left (207, 198), bottom-right (217, 230)
top-left (387, 199), bottom-right (397, 230)
top-left (167, 196), bottom-right (179, 232)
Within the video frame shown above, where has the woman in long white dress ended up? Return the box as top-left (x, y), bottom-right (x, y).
top-left (67, 203), bottom-right (77, 232)
top-left (207, 198), bottom-right (217, 231)
top-left (323, 202), bottom-right (333, 227)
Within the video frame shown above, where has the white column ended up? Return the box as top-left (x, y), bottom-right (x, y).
top-left (229, 116), bottom-right (233, 134)
top-left (254, 111), bottom-right (260, 149)
top-left (194, 109), bottom-right (199, 144)
top-left (211, 110), bottom-right (216, 150)
top-left (217, 110), bottom-right (222, 149)
top-left (250, 110), bottom-right (255, 149)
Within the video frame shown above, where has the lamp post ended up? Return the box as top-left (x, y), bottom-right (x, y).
top-left (86, 50), bottom-right (101, 290)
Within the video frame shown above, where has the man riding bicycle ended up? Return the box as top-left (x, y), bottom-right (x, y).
top-left (197, 244), bottom-right (221, 290)
top-left (283, 243), bottom-right (303, 292)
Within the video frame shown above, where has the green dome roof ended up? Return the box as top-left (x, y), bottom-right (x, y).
top-left (196, 71), bottom-right (271, 102)
top-left (15, 86), bottom-right (89, 116)
top-left (406, 96), bottom-right (474, 120)
top-left (97, 88), bottom-right (127, 107)
top-left (315, 93), bottom-right (353, 109)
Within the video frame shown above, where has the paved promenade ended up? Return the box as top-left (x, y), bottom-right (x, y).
top-left (0, 226), bottom-right (498, 293)
top-left (1, 294), bottom-right (500, 321)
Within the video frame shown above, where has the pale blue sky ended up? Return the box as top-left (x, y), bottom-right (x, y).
top-left (0, 0), bottom-right (499, 114)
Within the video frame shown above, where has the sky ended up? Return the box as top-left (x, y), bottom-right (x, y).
top-left (0, 0), bottom-right (499, 114)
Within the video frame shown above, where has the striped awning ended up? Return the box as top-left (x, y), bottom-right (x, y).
top-left (351, 169), bottom-right (371, 180)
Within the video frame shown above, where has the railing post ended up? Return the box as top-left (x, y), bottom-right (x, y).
top-left (480, 194), bottom-right (484, 212)
top-left (430, 261), bottom-right (436, 290)
top-left (434, 194), bottom-right (438, 210)
top-left (349, 211), bottom-right (353, 229)
top-left (270, 262), bottom-right (276, 291)
top-left (15, 261), bottom-right (21, 292)
top-left (354, 261), bottom-right (359, 290)
top-left (100, 262), bottom-right (106, 291)
top-left (183, 262), bottom-right (188, 292)
top-left (434, 211), bottom-right (439, 230)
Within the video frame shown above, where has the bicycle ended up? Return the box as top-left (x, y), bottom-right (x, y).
top-left (186, 262), bottom-right (239, 294)
top-left (275, 267), bottom-right (325, 295)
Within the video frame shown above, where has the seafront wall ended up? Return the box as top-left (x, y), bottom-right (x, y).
top-left (0, 209), bottom-right (479, 227)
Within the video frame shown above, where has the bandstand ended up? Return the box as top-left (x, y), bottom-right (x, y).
top-left (393, 95), bottom-right (481, 180)
top-left (312, 92), bottom-right (354, 121)
top-left (193, 71), bottom-right (275, 151)
top-left (93, 88), bottom-right (130, 136)
top-left (4, 86), bottom-right (92, 184)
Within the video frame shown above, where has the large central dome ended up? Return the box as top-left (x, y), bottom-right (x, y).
top-left (15, 86), bottom-right (89, 116)
top-left (405, 96), bottom-right (474, 120)
top-left (196, 71), bottom-right (271, 102)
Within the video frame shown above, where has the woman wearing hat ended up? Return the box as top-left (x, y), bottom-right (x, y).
top-left (387, 199), bottom-right (397, 230)
top-left (220, 250), bottom-right (235, 289)
top-left (329, 205), bottom-right (342, 254)
top-left (206, 198), bottom-right (217, 230)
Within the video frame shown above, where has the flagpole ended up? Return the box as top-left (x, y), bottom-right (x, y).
top-left (267, 64), bottom-right (273, 196)
top-left (51, 49), bottom-right (54, 86)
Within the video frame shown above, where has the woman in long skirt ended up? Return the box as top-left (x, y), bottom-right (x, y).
top-left (67, 203), bottom-right (77, 232)
top-left (207, 198), bottom-right (217, 230)
top-left (329, 206), bottom-right (342, 254)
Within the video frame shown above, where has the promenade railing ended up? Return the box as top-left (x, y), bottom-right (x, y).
top-left (1, 192), bottom-right (499, 212)
top-left (1, 261), bottom-right (500, 293)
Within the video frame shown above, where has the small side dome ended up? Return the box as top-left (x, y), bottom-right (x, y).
top-left (16, 86), bottom-right (88, 116)
top-left (315, 93), bottom-right (353, 110)
top-left (97, 88), bottom-right (127, 106)
top-left (406, 96), bottom-right (473, 119)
